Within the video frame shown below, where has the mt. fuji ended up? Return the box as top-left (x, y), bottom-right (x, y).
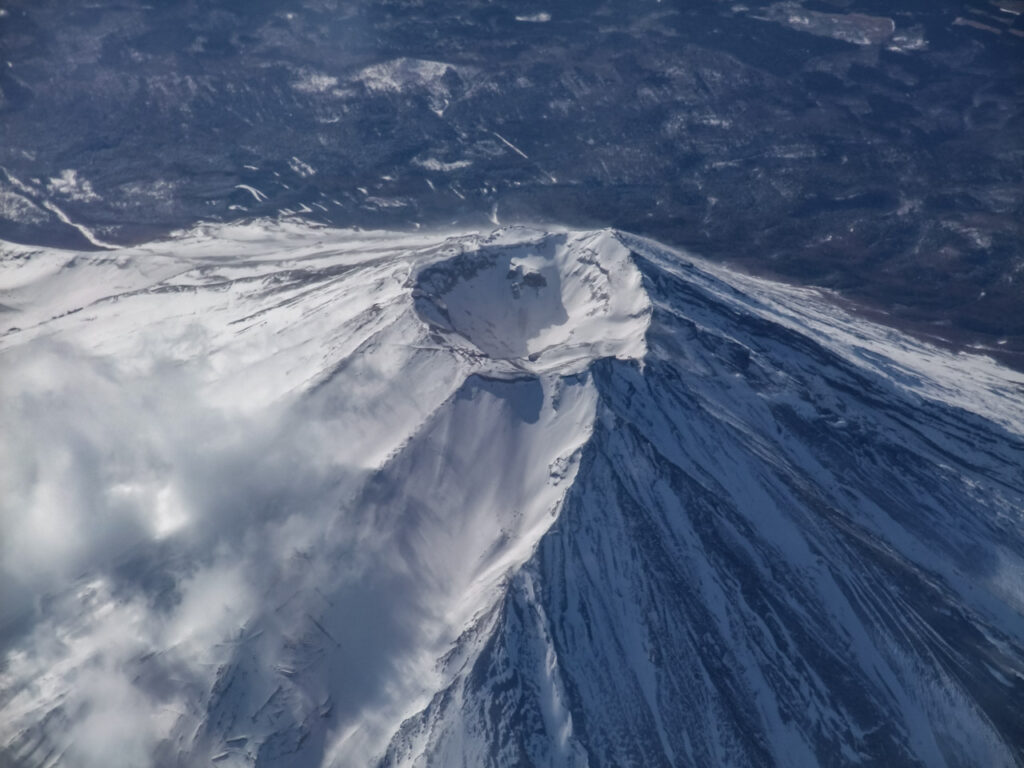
top-left (1, 224), bottom-right (1022, 767)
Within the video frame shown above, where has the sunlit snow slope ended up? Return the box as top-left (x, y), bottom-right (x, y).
top-left (1, 223), bottom-right (1022, 768)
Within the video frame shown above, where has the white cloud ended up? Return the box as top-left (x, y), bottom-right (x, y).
top-left (0, 331), bottom-right (348, 763)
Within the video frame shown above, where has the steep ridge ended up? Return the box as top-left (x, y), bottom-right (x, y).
top-left (382, 238), bottom-right (1024, 766)
top-left (0, 224), bottom-right (1021, 767)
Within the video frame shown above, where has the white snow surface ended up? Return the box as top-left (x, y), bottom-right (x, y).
top-left (413, 227), bottom-right (650, 375)
top-left (0, 222), bottom-right (1022, 768)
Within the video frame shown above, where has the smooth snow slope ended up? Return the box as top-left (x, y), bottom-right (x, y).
top-left (0, 223), bottom-right (1022, 768)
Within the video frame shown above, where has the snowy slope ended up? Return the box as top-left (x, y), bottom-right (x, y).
top-left (0, 223), bottom-right (1022, 767)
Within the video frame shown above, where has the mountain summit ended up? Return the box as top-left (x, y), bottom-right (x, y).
top-left (1, 225), bottom-right (1022, 767)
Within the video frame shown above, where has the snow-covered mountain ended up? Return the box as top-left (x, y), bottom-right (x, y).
top-left (1, 223), bottom-right (1022, 767)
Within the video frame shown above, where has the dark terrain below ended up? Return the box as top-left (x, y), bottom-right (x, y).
top-left (1, 0), bottom-right (1021, 366)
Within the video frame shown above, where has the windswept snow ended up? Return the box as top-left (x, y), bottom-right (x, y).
top-left (39, 200), bottom-right (119, 249)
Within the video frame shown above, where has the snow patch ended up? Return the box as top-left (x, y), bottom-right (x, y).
top-left (234, 184), bottom-right (267, 202)
top-left (46, 169), bottom-right (99, 202)
top-left (292, 70), bottom-right (339, 94)
top-left (288, 156), bottom-right (316, 178)
top-left (516, 12), bottom-right (552, 22)
top-left (414, 157), bottom-right (473, 172)
top-left (354, 58), bottom-right (469, 114)
top-left (356, 58), bottom-right (457, 95)
top-left (0, 188), bottom-right (49, 224)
